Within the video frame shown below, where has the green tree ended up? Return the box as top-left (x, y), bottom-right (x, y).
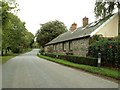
top-left (1, 1), bottom-right (14, 55)
top-left (1, 1), bottom-right (34, 55)
top-left (2, 12), bottom-right (34, 53)
top-left (2, 12), bottom-right (24, 53)
top-left (94, 1), bottom-right (120, 52)
top-left (23, 31), bottom-right (34, 48)
top-left (36, 20), bottom-right (67, 47)
top-left (94, 0), bottom-right (120, 19)
top-left (32, 42), bottom-right (39, 48)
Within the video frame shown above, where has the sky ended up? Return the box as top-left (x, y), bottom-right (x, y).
top-left (16, 0), bottom-right (96, 35)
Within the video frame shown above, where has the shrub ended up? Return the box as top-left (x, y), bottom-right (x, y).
top-left (44, 53), bottom-right (56, 58)
top-left (44, 53), bottom-right (97, 66)
top-left (11, 46), bottom-right (23, 53)
top-left (58, 55), bottom-right (97, 66)
top-left (88, 38), bottom-right (120, 67)
top-left (39, 49), bottom-right (44, 55)
top-left (65, 50), bottom-right (73, 55)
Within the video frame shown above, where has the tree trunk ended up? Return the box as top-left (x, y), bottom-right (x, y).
top-left (1, 50), bottom-right (3, 56)
top-left (5, 50), bottom-right (7, 54)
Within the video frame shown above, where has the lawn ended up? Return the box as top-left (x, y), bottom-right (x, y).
top-left (37, 54), bottom-right (119, 80)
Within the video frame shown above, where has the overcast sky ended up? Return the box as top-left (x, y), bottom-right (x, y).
top-left (16, 0), bottom-right (96, 35)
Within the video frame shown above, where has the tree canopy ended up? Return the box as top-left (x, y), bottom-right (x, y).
top-left (94, 0), bottom-right (120, 19)
top-left (1, 1), bottom-right (34, 55)
top-left (36, 20), bottom-right (67, 47)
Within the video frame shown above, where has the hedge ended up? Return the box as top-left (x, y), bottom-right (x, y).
top-left (42, 53), bottom-right (98, 66)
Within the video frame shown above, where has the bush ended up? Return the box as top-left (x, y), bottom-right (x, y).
top-left (39, 49), bottom-right (44, 55)
top-left (11, 46), bottom-right (23, 53)
top-left (44, 53), bottom-right (97, 66)
top-left (44, 53), bottom-right (56, 58)
top-left (65, 50), bottom-right (73, 55)
top-left (88, 38), bottom-right (120, 67)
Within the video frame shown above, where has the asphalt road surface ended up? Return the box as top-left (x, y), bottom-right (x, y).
top-left (2, 49), bottom-right (118, 88)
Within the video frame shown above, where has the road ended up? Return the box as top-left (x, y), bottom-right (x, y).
top-left (2, 49), bottom-right (118, 88)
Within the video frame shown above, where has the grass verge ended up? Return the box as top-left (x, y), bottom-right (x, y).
top-left (37, 54), bottom-right (119, 80)
top-left (0, 48), bottom-right (33, 64)
top-left (0, 55), bottom-right (16, 64)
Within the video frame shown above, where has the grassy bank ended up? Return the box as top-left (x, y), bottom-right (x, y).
top-left (37, 54), bottom-right (119, 80)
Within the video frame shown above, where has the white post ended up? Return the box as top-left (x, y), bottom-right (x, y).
top-left (98, 53), bottom-right (101, 68)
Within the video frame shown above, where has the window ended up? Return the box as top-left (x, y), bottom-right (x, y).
top-left (69, 41), bottom-right (72, 51)
top-left (53, 44), bottom-right (57, 50)
top-left (63, 42), bottom-right (66, 51)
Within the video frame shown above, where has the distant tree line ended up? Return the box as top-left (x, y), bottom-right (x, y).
top-left (0, 1), bottom-right (34, 55)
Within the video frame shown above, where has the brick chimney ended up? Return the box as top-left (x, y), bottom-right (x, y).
top-left (83, 16), bottom-right (88, 27)
top-left (70, 22), bottom-right (77, 31)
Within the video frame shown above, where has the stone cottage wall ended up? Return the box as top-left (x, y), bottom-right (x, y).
top-left (70, 38), bottom-right (90, 57)
top-left (54, 43), bottom-right (63, 54)
top-left (44, 37), bottom-right (90, 57)
top-left (44, 45), bottom-right (54, 53)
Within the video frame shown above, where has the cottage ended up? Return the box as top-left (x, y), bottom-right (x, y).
top-left (44, 13), bottom-right (119, 57)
